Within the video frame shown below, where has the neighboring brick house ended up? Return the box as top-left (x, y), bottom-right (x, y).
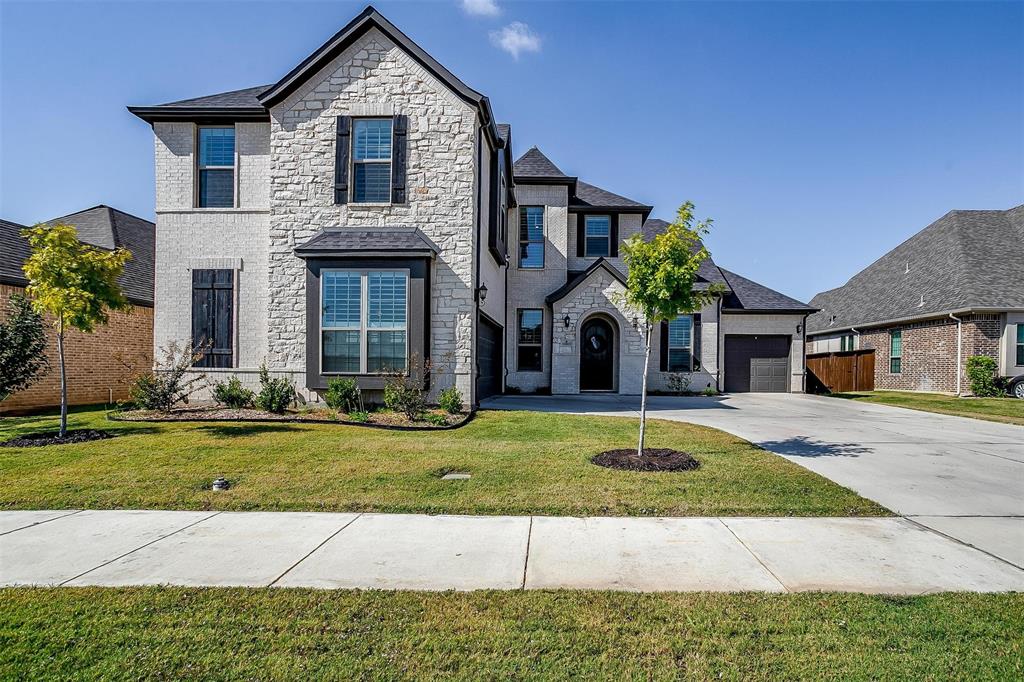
top-left (128, 6), bottom-right (814, 405)
top-left (806, 205), bottom-right (1024, 396)
top-left (0, 207), bottom-right (155, 413)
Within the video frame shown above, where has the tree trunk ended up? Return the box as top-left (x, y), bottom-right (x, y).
top-left (57, 315), bottom-right (68, 438)
top-left (638, 321), bottom-right (652, 457)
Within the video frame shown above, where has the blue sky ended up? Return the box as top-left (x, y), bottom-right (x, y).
top-left (1, 0), bottom-right (1021, 301)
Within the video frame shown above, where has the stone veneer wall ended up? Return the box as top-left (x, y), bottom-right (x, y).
top-left (266, 28), bottom-right (478, 401)
top-left (0, 284), bottom-right (153, 413)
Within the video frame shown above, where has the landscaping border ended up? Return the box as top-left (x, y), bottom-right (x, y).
top-left (106, 409), bottom-right (475, 432)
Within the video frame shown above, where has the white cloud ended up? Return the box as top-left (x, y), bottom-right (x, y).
top-left (489, 22), bottom-right (541, 60)
top-left (461, 0), bottom-right (500, 17)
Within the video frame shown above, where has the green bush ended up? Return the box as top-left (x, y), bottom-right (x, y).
top-left (212, 376), bottom-right (255, 409)
top-left (438, 386), bottom-right (464, 414)
top-left (425, 412), bottom-right (448, 426)
top-left (347, 410), bottom-right (369, 423)
top-left (324, 377), bottom-right (361, 412)
top-left (130, 342), bottom-right (207, 411)
top-left (966, 355), bottom-right (1000, 397)
top-left (255, 364), bottom-right (295, 414)
top-left (383, 375), bottom-right (425, 420)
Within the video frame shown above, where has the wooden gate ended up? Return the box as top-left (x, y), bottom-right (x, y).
top-left (806, 349), bottom-right (875, 393)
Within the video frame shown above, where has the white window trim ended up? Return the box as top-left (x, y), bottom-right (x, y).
top-left (350, 118), bottom-right (394, 205)
top-left (519, 206), bottom-right (545, 269)
top-left (319, 268), bottom-right (409, 375)
top-left (195, 124), bottom-right (237, 209)
top-left (517, 308), bottom-right (544, 372)
top-left (584, 215), bottom-right (611, 258)
top-left (667, 315), bottom-right (694, 373)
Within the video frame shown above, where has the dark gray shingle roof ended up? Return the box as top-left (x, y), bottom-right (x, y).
top-left (806, 205), bottom-right (1024, 334)
top-left (640, 219), bottom-right (729, 289)
top-left (496, 124), bottom-right (511, 145)
top-left (0, 219), bottom-right (31, 287)
top-left (294, 227), bottom-right (440, 257)
top-left (720, 268), bottom-right (815, 313)
top-left (42, 206), bottom-right (156, 306)
top-left (572, 181), bottom-right (651, 211)
top-left (157, 85), bottom-right (272, 109)
top-left (545, 258), bottom-right (626, 304)
top-left (513, 147), bottom-right (569, 179)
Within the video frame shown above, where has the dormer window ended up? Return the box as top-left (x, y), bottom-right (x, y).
top-left (352, 118), bottom-right (393, 203)
top-left (197, 127), bottom-right (235, 208)
top-left (584, 215), bottom-right (611, 257)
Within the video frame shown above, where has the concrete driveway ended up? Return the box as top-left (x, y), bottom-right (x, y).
top-left (482, 393), bottom-right (1024, 568)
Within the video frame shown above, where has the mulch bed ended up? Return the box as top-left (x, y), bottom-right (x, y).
top-left (1, 429), bottom-right (115, 448)
top-left (112, 406), bottom-right (468, 430)
top-left (591, 448), bottom-right (701, 472)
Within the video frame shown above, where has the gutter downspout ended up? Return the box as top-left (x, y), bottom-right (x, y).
top-left (473, 129), bottom-right (483, 407)
top-left (716, 295), bottom-right (723, 391)
top-left (949, 313), bottom-right (963, 396)
top-left (801, 313), bottom-right (810, 393)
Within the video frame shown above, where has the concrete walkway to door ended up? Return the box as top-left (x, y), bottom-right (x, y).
top-left (483, 393), bottom-right (1024, 568)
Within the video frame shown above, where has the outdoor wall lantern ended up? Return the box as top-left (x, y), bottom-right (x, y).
top-left (476, 284), bottom-right (487, 303)
top-left (563, 314), bottom-right (571, 328)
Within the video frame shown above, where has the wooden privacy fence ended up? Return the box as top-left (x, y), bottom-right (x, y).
top-left (807, 349), bottom-right (875, 393)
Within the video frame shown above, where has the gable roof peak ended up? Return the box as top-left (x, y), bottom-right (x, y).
top-left (513, 147), bottom-right (569, 179)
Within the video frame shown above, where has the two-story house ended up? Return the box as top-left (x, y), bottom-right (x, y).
top-left (129, 6), bottom-right (814, 406)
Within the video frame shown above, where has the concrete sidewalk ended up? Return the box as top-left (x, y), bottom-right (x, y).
top-left (3, 510), bottom-right (1023, 593)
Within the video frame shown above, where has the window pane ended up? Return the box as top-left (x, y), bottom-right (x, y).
top-left (585, 216), bottom-right (610, 237)
top-left (368, 272), bottom-right (407, 329)
top-left (199, 169), bottom-right (234, 208)
top-left (323, 330), bottom-right (361, 372)
top-left (668, 348), bottom-right (691, 373)
top-left (1018, 324), bottom-right (1024, 344)
top-left (890, 331), bottom-right (902, 357)
top-left (353, 163), bottom-right (392, 202)
top-left (518, 346), bottom-right (542, 372)
top-left (890, 357), bottom-right (901, 374)
top-left (367, 330), bottom-right (406, 372)
top-left (668, 316), bottom-right (692, 350)
top-left (520, 207), bottom-right (544, 241)
top-left (198, 128), bottom-right (234, 167)
top-left (518, 310), bottom-right (543, 344)
top-left (520, 243), bottom-right (544, 269)
top-left (322, 272), bottom-right (361, 327)
top-left (585, 237), bottom-right (609, 258)
top-left (353, 119), bottom-right (392, 160)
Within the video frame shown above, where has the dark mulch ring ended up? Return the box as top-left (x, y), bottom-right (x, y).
top-left (591, 448), bottom-right (701, 472)
top-left (1, 429), bottom-right (115, 448)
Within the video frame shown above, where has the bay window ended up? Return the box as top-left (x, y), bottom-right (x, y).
top-left (321, 270), bottom-right (407, 373)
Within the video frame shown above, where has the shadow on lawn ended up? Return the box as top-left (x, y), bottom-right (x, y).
top-left (195, 423), bottom-right (303, 439)
top-left (756, 436), bottom-right (871, 458)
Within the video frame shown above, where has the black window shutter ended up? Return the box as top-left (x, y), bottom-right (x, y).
top-left (692, 313), bottom-right (702, 370)
top-left (610, 214), bottom-right (619, 257)
top-left (192, 269), bottom-right (234, 369)
top-left (659, 321), bottom-right (669, 371)
top-left (488, 152), bottom-right (499, 251)
top-left (576, 214), bottom-right (586, 256)
top-left (391, 114), bottom-right (408, 204)
top-left (334, 116), bottom-right (351, 204)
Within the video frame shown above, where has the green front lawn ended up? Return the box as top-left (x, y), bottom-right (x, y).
top-left (1, 588), bottom-right (1020, 680)
top-left (0, 406), bottom-right (885, 517)
top-left (832, 391), bottom-right (1024, 426)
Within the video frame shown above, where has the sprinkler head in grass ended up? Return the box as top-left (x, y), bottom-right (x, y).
top-left (212, 477), bottom-right (230, 491)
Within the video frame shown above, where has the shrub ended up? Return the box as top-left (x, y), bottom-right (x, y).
top-left (212, 376), bottom-right (255, 409)
top-left (438, 386), bottom-right (464, 414)
top-left (347, 410), bottom-right (369, 423)
top-left (383, 375), bottom-right (426, 421)
top-left (325, 377), bottom-right (361, 412)
top-left (254, 364), bottom-right (295, 414)
top-left (425, 411), bottom-right (448, 426)
top-left (0, 293), bottom-right (48, 403)
top-left (702, 386), bottom-right (717, 397)
top-left (666, 373), bottom-right (692, 395)
top-left (966, 355), bottom-right (1000, 397)
top-left (130, 341), bottom-right (207, 411)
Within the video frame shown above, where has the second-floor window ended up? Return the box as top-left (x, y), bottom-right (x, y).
top-left (197, 127), bottom-right (235, 208)
top-left (840, 334), bottom-right (854, 352)
top-left (519, 207), bottom-right (544, 268)
top-left (584, 215), bottom-right (611, 257)
top-left (352, 118), bottom-right (393, 203)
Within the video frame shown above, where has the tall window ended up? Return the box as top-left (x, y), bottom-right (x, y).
top-left (1017, 325), bottom-right (1024, 366)
top-left (517, 309), bottom-right (543, 371)
top-left (840, 334), bottom-right (854, 352)
top-left (519, 206), bottom-right (544, 268)
top-left (192, 269), bottom-right (234, 368)
top-left (321, 270), bottom-right (407, 373)
top-left (889, 330), bottom-right (902, 373)
top-left (197, 127), bottom-right (235, 208)
top-left (584, 216), bottom-right (611, 257)
top-left (667, 316), bottom-right (695, 372)
top-left (352, 119), bottom-right (392, 203)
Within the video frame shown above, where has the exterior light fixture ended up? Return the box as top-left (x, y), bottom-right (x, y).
top-left (563, 314), bottom-right (571, 328)
top-left (795, 323), bottom-right (802, 334)
top-left (477, 284), bottom-right (488, 303)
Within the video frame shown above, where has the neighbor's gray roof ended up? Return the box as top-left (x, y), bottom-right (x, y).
top-left (0, 219), bottom-right (32, 287)
top-left (42, 206), bottom-right (156, 306)
top-left (496, 124), bottom-right (511, 145)
top-left (513, 147), bottom-right (570, 179)
top-left (294, 227), bottom-right (440, 257)
top-left (806, 205), bottom-right (1024, 334)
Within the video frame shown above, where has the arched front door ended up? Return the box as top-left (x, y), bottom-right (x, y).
top-left (580, 317), bottom-right (615, 391)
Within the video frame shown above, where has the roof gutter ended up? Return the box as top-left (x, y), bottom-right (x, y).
top-left (808, 307), bottom-right (1019, 337)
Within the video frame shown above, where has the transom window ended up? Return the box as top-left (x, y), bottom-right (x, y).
top-left (519, 206), bottom-right (545, 268)
top-left (584, 215), bottom-right (611, 257)
top-left (889, 329), bottom-right (902, 374)
top-left (517, 309), bottom-right (543, 372)
top-left (1016, 324), bottom-right (1024, 366)
top-left (197, 127), bottom-right (235, 208)
top-left (352, 119), bottom-right (393, 203)
top-left (667, 316), bottom-right (696, 372)
top-left (321, 270), bottom-right (407, 374)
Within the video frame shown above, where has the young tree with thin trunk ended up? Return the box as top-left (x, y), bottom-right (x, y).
top-left (621, 201), bottom-right (722, 456)
top-left (21, 223), bottom-right (131, 437)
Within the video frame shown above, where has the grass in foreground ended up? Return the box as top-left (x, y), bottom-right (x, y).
top-left (0, 406), bottom-right (885, 517)
top-left (832, 390), bottom-right (1024, 426)
top-left (1, 587), bottom-right (1021, 680)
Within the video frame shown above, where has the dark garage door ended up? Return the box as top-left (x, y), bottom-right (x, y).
top-left (724, 335), bottom-right (791, 393)
top-left (476, 315), bottom-right (503, 401)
